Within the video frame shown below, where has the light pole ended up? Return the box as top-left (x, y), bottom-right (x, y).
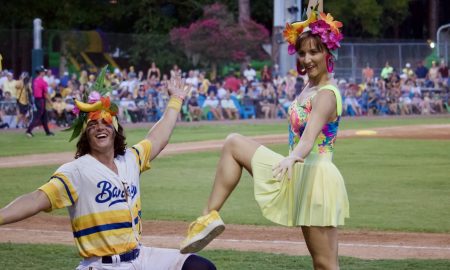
top-left (32, 18), bottom-right (43, 77)
top-left (436, 23), bottom-right (450, 63)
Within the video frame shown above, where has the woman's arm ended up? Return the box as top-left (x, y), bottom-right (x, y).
top-left (0, 190), bottom-right (51, 226)
top-left (273, 90), bottom-right (337, 179)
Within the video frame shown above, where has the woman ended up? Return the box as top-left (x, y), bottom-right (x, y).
top-left (180, 8), bottom-right (349, 270)
top-left (147, 61), bottom-right (161, 81)
top-left (15, 72), bottom-right (32, 128)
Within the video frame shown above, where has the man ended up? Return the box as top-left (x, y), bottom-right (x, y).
top-left (0, 69), bottom-right (216, 270)
top-left (26, 66), bottom-right (54, 137)
top-left (243, 64), bottom-right (256, 82)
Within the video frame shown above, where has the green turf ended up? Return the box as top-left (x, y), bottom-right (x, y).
top-left (0, 243), bottom-right (448, 270)
top-left (0, 116), bottom-right (449, 157)
top-left (1, 138), bottom-right (449, 233)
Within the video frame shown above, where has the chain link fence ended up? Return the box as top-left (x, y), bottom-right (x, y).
top-left (1, 29), bottom-right (449, 82)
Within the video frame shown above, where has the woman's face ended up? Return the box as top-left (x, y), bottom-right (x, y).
top-left (297, 39), bottom-right (327, 79)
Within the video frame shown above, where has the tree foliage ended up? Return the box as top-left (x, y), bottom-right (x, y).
top-left (170, 3), bottom-right (269, 68)
top-left (326, 0), bottom-right (411, 38)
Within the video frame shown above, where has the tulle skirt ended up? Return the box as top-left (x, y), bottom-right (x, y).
top-left (252, 146), bottom-right (349, 227)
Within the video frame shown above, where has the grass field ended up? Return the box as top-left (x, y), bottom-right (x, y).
top-left (0, 116), bottom-right (449, 268)
top-left (0, 116), bottom-right (449, 157)
top-left (0, 243), bottom-right (449, 270)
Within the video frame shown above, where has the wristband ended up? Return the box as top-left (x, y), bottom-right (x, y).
top-left (167, 96), bottom-right (183, 111)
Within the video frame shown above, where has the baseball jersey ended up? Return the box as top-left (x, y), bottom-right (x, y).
top-left (39, 139), bottom-right (152, 258)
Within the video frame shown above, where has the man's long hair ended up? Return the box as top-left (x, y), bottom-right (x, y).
top-left (75, 123), bottom-right (127, 159)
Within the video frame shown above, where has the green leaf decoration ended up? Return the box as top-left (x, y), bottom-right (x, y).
top-left (93, 65), bottom-right (109, 95)
top-left (110, 102), bottom-right (119, 113)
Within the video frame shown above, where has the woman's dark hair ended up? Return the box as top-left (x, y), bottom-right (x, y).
top-left (75, 122), bottom-right (127, 159)
top-left (295, 31), bottom-right (329, 54)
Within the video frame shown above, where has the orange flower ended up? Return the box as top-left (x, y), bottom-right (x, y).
top-left (283, 11), bottom-right (318, 45)
top-left (319, 12), bottom-right (343, 34)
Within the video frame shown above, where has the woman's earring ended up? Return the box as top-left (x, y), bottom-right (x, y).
top-left (326, 54), bottom-right (334, 73)
top-left (296, 58), bottom-right (307, 75)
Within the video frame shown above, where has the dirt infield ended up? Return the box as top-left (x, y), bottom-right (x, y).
top-left (0, 123), bottom-right (449, 260)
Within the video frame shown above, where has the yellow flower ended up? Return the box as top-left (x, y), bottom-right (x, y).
top-left (319, 12), bottom-right (343, 34)
top-left (283, 12), bottom-right (318, 45)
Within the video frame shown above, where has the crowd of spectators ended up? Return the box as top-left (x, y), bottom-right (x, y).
top-left (0, 59), bottom-right (449, 130)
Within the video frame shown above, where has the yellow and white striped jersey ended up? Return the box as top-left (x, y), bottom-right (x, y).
top-left (39, 139), bottom-right (152, 258)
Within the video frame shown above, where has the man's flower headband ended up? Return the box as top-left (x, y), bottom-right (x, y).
top-left (66, 66), bottom-right (119, 141)
top-left (283, 10), bottom-right (343, 57)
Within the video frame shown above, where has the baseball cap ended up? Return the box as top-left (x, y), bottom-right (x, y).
top-left (35, 65), bottom-right (47, 73)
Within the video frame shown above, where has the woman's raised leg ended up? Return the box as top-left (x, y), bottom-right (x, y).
top-left (180, 133), bottom-right (260, 253)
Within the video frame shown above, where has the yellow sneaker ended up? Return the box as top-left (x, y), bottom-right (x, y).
top-left (180, 210), bottom-right (225, 254)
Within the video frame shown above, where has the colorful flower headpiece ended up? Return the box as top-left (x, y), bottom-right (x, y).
top-left (283, 7), bottom-right (343, 59)
top-left (65, 66), bottom-right (119, 141)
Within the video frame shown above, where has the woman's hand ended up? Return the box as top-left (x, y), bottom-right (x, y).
top-left (272, 155), bottom-right (304, 180)
top-left (167, 76), bottom-right (188, 100)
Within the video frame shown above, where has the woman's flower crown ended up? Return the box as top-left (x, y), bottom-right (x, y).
top-left (283, 8), bottom-right (343, 56)
top-left (65, 66), bottom-right (119, 141)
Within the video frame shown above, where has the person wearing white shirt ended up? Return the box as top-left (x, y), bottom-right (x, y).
top-left (202, 91), bottom-right (223, 120)
top-left (243, 64), bottom-right (256, 82)
top-left (220, 90), bottom-right (239, 120)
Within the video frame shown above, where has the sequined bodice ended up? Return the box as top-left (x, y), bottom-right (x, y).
top-left (287, 85), bottom-right (341, 154)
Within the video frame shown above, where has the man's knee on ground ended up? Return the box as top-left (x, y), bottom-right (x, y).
top-left (181, 254), bottom-right (216, 270)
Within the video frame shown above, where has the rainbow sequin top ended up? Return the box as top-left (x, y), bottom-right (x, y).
top-left (288, 84), bottom-right (342, 154)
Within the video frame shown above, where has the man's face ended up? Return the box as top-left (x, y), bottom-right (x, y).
top-left (86, 119), bottom-right (116, 154)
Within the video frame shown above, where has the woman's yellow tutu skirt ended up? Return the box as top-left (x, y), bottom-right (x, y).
top-left (251, 146), bottom-right (349, 227)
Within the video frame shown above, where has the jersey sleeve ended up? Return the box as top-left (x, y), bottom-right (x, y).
top-left (38, 163), bottom-right (80, 211)
top-left (130, 139), bottom-right (152, 173)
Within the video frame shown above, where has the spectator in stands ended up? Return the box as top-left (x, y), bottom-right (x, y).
top-left (216, 81), bottom-right (227, 100)
top-left (120, 92), bottom-right (139, 123)
top-left (185, 70), bottom-right (199, 94)
top-left (415, 61), bottom-right (429, 83)
top-left (362, 63), bottom-right (374, 83)
top-left (243, 63), bottom-right (256, 82)
top-left (187, 91), bottom-right (202, 121)
top-left (366, 88), bottom-right (378, 116)
top-left (3, 71), bottom-right (16, 99)
top-left (220, 90), bottom-right (239, 120)
top-left (411, 92), bottom-right (423, 114)
top-left (428, 61), bottom-right (440, 87)
top-left (402, 63), bottom-right (415, 79)
top-left (431, 91), bottom-right (444, 113)
top-left (259, 86), bottom-right (276, 119)
top-left (79, 70), bottom-right (89, 85)
top-left (344, 86), bottom-right (362, 116)
top-left (422, 92), bottom-right (432, 114)
top-left (135, 85), bottom-right (148, 122)
top-left (202, 91), bottom-right (223, 120)
top-left (438, 60), bottom-right (449, 86)
top-left (147, 61), bottom-right (161, 81)
top-left (198, 72), bottom-right (211, 96)
top-left (261, 64), bottom-right (272, 83)
top-left (52, 93), bottom-right (69, 127)
top-left (15, 72), bottom-right (32, 128)
top-left (170, 64), bottom-right (181, 79)
top-left (380, 61), bottom-right (393, 81)
top-left (0, 91), bottom-right (17, 127)
top-left (223, 70), bottom-right (241, 93)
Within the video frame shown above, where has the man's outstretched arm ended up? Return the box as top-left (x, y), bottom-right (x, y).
top-left (0, 190), bottom-right (51, 225)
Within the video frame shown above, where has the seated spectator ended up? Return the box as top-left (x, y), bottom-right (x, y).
top-left (220, 90), bottom-right (239, 120)
top-left (431, 92), bottom-right (444, 113)
top-left (344, 87), bottom-right (362, 116)
top-left (52, 94), bottom-right (69, 127)
top-left (202, 91), bottom-right (224, 120)
top-left (135, 86), bottom-right (148, 122)
top-left (366, 89), bottom-right (378, 116)
top-left (120, 92), bottom-right (139, 123)
top-left (187, 91), bottom-right (203, 121)
top-left (0, 91), bottom-right (17, 127)
top-left (259, 88), bottom-right (276, 119)
top-left (261, 65), bottom-right (272, 83)
top-left (422, 92), bottom-right (432, 114)
top-left (411, 92), bottom-right (423, 114)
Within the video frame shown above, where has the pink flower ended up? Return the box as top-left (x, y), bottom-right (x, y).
top-left (72, 106), bottom-right (80, 115)
top-left (288, 44), bottom-right (297, 55)
top-left (310, 20), bottom-right (330, 35)
top-left (88, 91), bottom-right (101, 103)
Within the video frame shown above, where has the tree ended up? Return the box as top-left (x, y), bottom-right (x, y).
top-left (170, 3), bottom-right (269, 79)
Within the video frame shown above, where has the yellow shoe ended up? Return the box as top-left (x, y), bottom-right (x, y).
top-left (180, 210), bottom-right (225, 254)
